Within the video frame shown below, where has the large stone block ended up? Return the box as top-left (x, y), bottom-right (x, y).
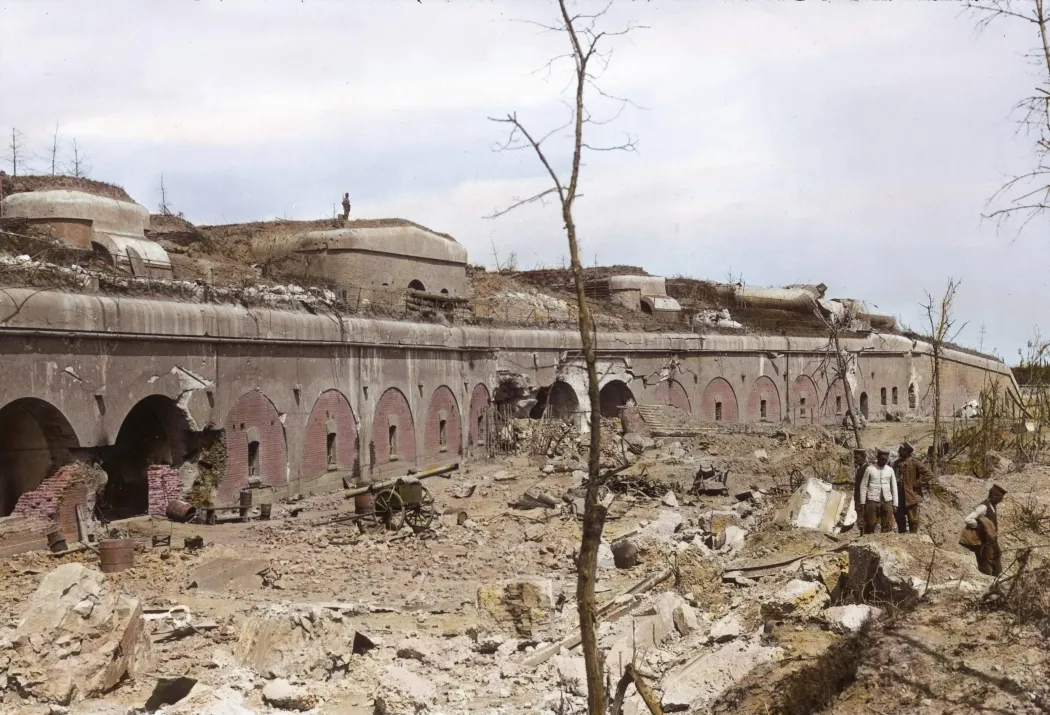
top-left (476, 579), bottom-right (554, 637)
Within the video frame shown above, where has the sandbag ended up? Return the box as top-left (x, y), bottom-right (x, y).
top-left (959, 525), bottom-right (982, 550)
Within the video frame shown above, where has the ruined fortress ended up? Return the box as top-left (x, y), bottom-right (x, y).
top-left (0, 177), bottom-right (1018, 553)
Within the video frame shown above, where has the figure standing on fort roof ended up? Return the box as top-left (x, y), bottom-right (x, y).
top-left (341, 192), bottom-right (351, 220)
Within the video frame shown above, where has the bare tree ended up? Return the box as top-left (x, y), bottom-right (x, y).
top-left (812, 299), bottom-right (863, 448)
top-left (68, 139), bottom-right (90, 178)
top-left (968, 0), bottom-right (1050, 229)
top-left (485, 3), bottom-right (643, 712)
top-left (921, 278), bottom-right (966, 475)
top-left (5, 128), bottom-right (28, 176)
top-left (158, 173), bottom-right (174, 216)
top-left (47, 124), bottom-right (60, 176)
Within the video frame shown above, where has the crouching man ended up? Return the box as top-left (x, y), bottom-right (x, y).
top-left (961, 484), bottom-right (1006, 576)
top-left (859, 449), bottom-right (898, 534)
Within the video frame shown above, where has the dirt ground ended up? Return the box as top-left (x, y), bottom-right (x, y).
top-left (2, 421), bottom-right (1049, 715)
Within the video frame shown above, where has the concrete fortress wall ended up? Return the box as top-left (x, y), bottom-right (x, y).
top-left (0, 288), bottom-right (1017, 516)
top-left (2, 190), bottom-right (150, 245)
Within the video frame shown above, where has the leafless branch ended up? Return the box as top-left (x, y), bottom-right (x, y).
top-left (484, 188), bottom-right (560, 219)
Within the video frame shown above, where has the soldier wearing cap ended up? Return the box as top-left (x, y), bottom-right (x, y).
top-left (859, 449), bottom-right (898, 534)
top-left (964, 484), bottom-right (1007, 576)
top-left (894, 442), bottom-right (933, 534)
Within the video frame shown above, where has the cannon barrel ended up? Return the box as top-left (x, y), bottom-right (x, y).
top-left (343, 463), bottom-right (459, 498)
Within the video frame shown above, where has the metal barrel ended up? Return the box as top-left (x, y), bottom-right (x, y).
top-left (47, 530), bottom-right (67, 553)
top-left (99, 539), bottom-right (136, 573)
top-left (354, 492), bottom-right (375, 515)
top-left (166, 500), bottom-right (197, 523)
top-left (259, 503), bottom-right (272, 520)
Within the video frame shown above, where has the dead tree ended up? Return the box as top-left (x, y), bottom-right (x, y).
top-left (921, 278), bottom-right (966, 475)
top-left (485, 3), bottom-right (643, 712)
top-left (968, 0), bottom-right (1050, 230)
top-left (812, 299), bottom-right (863, 448)
top-left (47, 124), bottom-right (60, 176)
top-left (68, 139), bottom-right (90, 178)
top-left (5, 128), bottom-right (27, 176)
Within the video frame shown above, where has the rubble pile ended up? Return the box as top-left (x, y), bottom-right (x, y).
top-left (0, 424), bottom-right (1047, 714)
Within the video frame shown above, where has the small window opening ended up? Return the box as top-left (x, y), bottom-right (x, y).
top-left (388, 425), bottom-right (399, 460)
top-left (715, 401), bottom-right (723, 421)
top-left (892, 386), bottom-right (899, 405)
top-left (326, 433), bottom-right (337, 467)
top-left (439, 419), bottom-right (448, 452)
top-left (880, 387), bottom-right (887, 406)
top-left (476, 414), bottom-right (485, 445)
top-left (760, 399), bottom-right (767, 420)
top-left (799, 397), bottom-right (807, 418)
top-left (836, 395), bottom-right (843, 414)
top-left (248, 440), bottom-right (260, 477)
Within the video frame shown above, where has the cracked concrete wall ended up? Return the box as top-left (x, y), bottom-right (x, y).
top-left (0, 288), bottom-right (1018, 500)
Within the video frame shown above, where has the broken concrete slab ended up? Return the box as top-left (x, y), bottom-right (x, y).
top-left (551, 654), bottom-right (587, 697)
top-left (845, 538), bottom-right (923, 607)
top-left (476, 579), bottom-right (554, 637)
top-left (6, 563), bottom-right (153, 705)
top-left (823, 604), bottom-right (883, 633)
top-left (660, 636), bottom-right (782, 712)
top-left (708, 613), bottom-right (743, 642)
top-left (673, 603), bottom-right (699, 635)
top-left (775, 477), bottom-right (850, 535)
top-left (188, 557), bottom-right (271, 591)
top-left (160, 684), bottom-right (257, 715)
top-left (374, 665), bottom-right (436, 715)
top-left (662, 491), bottom-right (679, 508)
top-left (261, 678), bottom-right (317, 711)
top-left (759, 579), bottom-right (830, 621)
top-left (639, 510), bottom-right (683, 540)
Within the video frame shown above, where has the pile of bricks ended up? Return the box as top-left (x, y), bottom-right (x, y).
top-left (146, 465), bottom-right (183, 517)
top-left (11, 463), bottom-right (102, 540)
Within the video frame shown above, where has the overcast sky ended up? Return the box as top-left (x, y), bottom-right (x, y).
top-left (1, 0), bottom-right (1047, 360)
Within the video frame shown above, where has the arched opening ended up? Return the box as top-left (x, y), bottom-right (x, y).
top-left (908, 383), bottom-right (917, 409)
top-left (301, 390), bottom-right (359, 482)
top-left (548, 381), bottom-right (579, 421)
top-left (656, 378), bottom-right (691, 413)
top-left (221, 390), bottom-right (288, 504)
top-left (424, 386), bottom-right (462, 464)
top-left (100, 395), bottom-right (191, 520)
top-left (440, 288), bottom-right (450, 295)
top-left (859, 392), bottom-right (869, 419)
top-left (599, 380), bottom-right (635, 418)
top-left (792, 375), bottom-right (819, 424)
top-left (469, 383), bottom-right (491, 448)
top-left (747, 376), bottom-right (781, 423)
top-left (370, 387), bottom-right (416, 476)
top-left (701, 377), bottom-right (738, 422)
top-left (0, 398), bottom-right (80, 516)
top-left (408, 279), bottom-right (426, 292)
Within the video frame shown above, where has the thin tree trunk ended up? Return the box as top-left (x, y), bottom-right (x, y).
top-left (932, 347), bottom-right (942, 475)
top-left (833, 331), bottom-right (862, 448)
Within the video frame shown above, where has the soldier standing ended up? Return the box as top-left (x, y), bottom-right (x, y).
top-left (341, 192), bottom-right (351, 220)
top-left (859, 449), bottom-right (898, 534)
top-left (895, 442), bottom-right (933, 533)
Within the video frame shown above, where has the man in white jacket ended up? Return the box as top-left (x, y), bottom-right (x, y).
top-left (859, 449), bottom-right (898, 534)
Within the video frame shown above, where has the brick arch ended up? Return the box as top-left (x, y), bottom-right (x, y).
top-left (423, 385), bottom-right (462, 465)
top-left (792, 375), bottom-right (819, 424)
top-left (370, 387), bottom-right (416, 476)
top-left (746, 376), bottom-right (781, 423)
top-left (824, 379), bottom-right (849, 424)
top-left (0, 397), bottom-right (80, 517)
top-left (301, 390), bottom-right (358, 482)
top-left (701, 377), bottom-right (738, 422)
top-left (221, 390), bottom-right (287, 503)
top-left (655, 378), bottom-right (691, 413)
top-left (469, 383), bottom-right (490, 449)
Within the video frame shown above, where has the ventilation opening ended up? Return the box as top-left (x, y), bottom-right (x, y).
top-left (439, 419), bottom-right (448, 452)
top-left (326, 432), bottom-right (337, 468)
top-left (476, 414), bottom-right (485, 445)
top-left (835, 395), bottom-right (843, 415)
top-left (892, 386), bottom-right (899, 405)
top-left (388, 425), bottom-right (399, 461)
top-left (880, 387), bottom-right (887, 406)
top-left (248, 440), bottom-right (260, 477)
top-left (799, 397), bottom-right (807, 419)
top-left (715, 402), bottom-right (723, 421)
top-left (760, 399), bottom-right (767, 421)
top-left (440, 288), bottom-right (449, 295)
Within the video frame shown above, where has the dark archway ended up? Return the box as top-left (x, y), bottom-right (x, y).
top-left (101, 395), bottom-right (192, 519)
top-left (548, 381), bottom-right (579, 421)
top-left (599, 380), bottom-right (635, 418)
top-left (0, 398), bottom-right (80, 516)
top-left (859, 392), bottom-right (870, 419)
top-left (408, 279), bottom-right (426, 292)
top-left (469, 383), bottom-right (491, 448)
